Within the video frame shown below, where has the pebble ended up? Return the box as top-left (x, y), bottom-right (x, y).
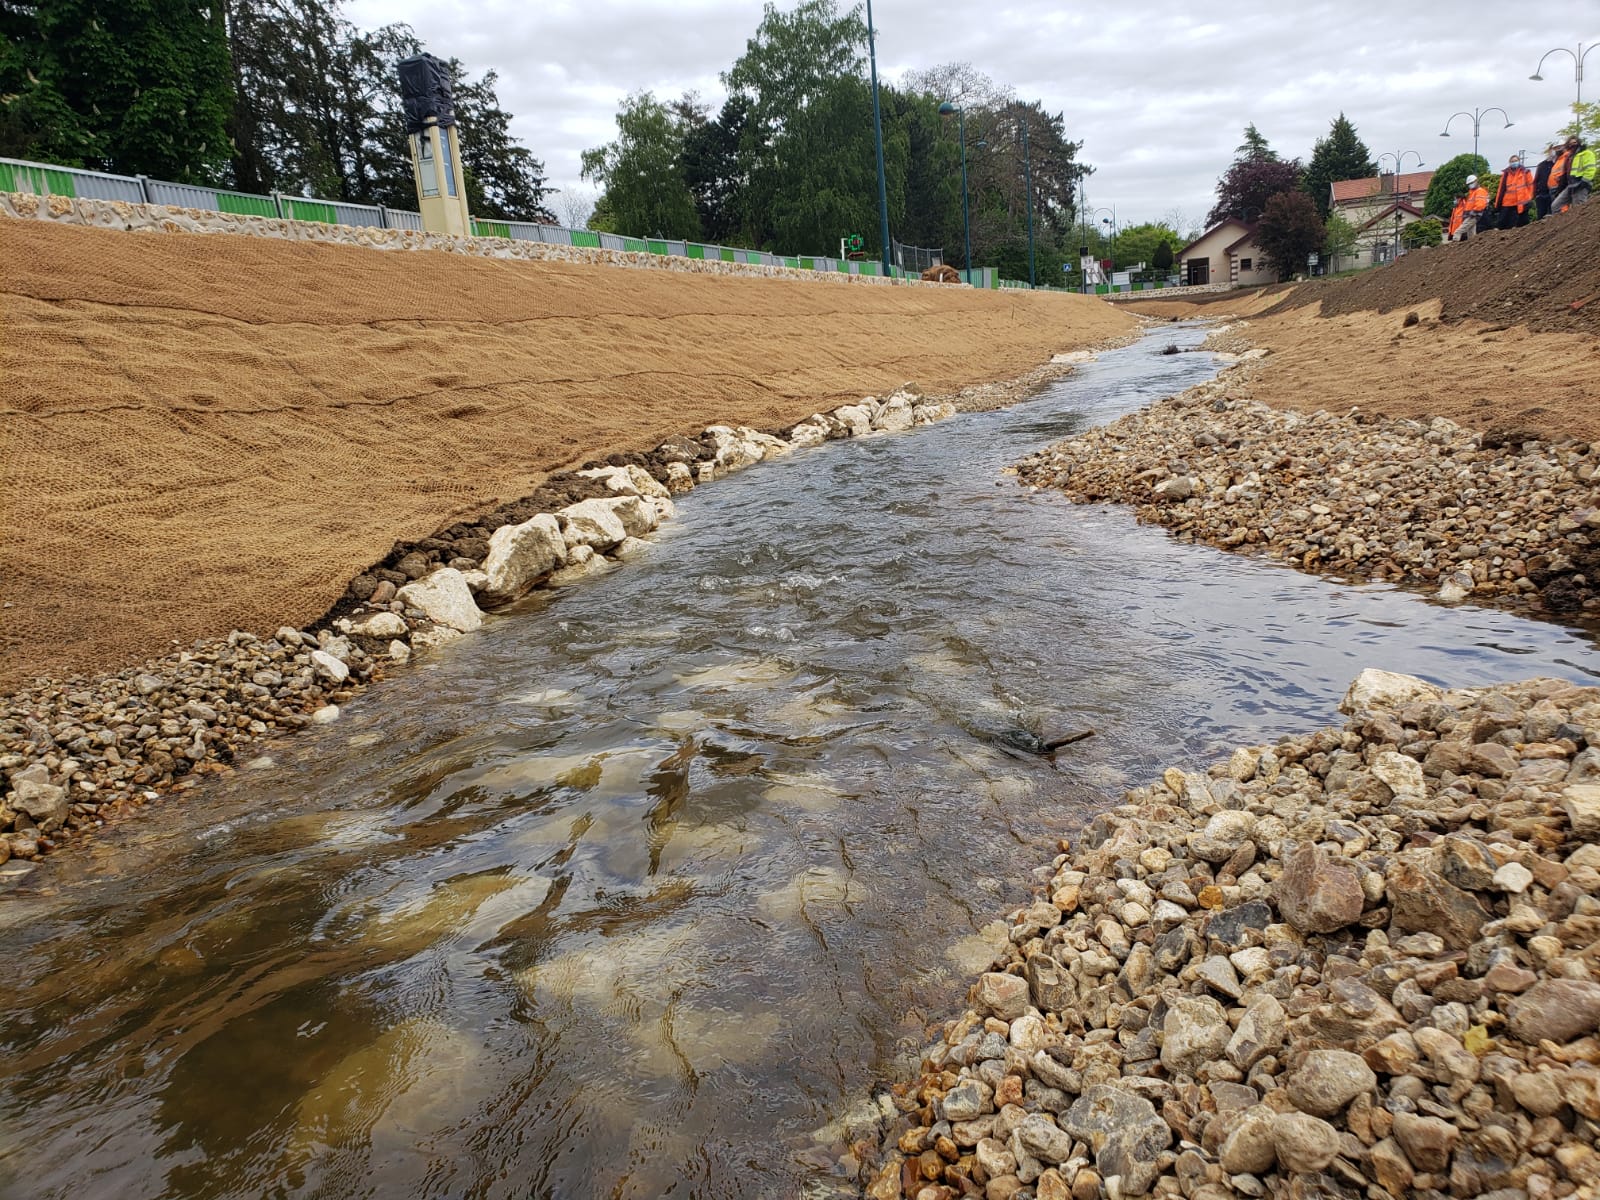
top-left (863, 668), bottom-right (1600, 1200)
top-left (1015, 366), bottom-right (1600, 618)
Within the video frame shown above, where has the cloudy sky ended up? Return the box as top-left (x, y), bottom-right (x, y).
top-left (347, 0), bottom-right (1588, 237)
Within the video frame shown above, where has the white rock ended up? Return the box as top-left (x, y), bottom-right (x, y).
top-left (1339, 668), bottom-right (1441, 715)
top-left (411, 626), bottom-right (464, 651)
top-left (388, 640), bottom-right (411, 664)
top-left (311, 649), bottom-right (350, 683)
top-left (599, 494), bottom-right (658, 538)
top-left (1493, 861), bottom-right (1534, 893)
top-left (831, 404), bottom-right (874, 437)
top-left (789, 421), bottom-right (828, 448)
top-left (872, 396), bottom-right (915, 432)
top-left (912, 401), bottom-right (956, 424)
top-left (558, 498), bottom-right (629, 551)
top-left (613, 536), bottom-right (650, 560)
top-left (741, 428), bottom-right (793, 458)
top-left (665, 462), bottom-right (695, 493)
top-left (348, 611), bottom-right (407, 639)
top-left (577, 465), bottom-right (640, 495)
top-left (461, 569), bottom-right (489, 593)
top-left (1372, 750), bottom-right (1425, 798)
top-left (480, 513), bottom-right (567, 605)
top-left (649, 496), bottom-right (676, 524)
top-left (310, 704), bottom-right (341, 724)
top-left (625, 464), bottom-right (671, 497)
top-left (396, 568), bottom-right (484, 633)
top-left (547, 554), bottom-right (612, 587)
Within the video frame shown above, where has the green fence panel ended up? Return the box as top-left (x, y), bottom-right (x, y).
top-left (216, 192), bottom-right (276, 218)
top-left (570, 230), bottom-right (601, 248)
top-left (285, 199), bottom-right (338, 224)
top-left (471, 219), bottom-right (511, 238)
top-left (621, 237), bottom-right (646, 253)
top-left (719, 247), bottom-right (736, 262)
top-left (783, 257), bottom-right (799, 269)
top-left (860, 262), bottom-right (879, 276)
top-left (646, 239), bottom-right (669, 255)
top-left (686, 244), bottom-right (706, 259)
top-left (0, 162), bottom-right (77, 196)
top-left (838, 260), bottom-right (851, 272)
top-left (1094, 284), bottom-right (1111, 295)
top-left (799, 257), bottom-right (815, 270)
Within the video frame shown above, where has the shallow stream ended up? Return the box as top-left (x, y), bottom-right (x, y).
top-left (4, 325), bottom-right (1600, 1200)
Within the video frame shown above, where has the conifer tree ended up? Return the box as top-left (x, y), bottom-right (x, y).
top-left (1303, 113), bottom-right (1377, 219)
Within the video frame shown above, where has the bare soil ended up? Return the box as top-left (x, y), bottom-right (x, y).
top-left (0, 220), bottom-right (1135, 690)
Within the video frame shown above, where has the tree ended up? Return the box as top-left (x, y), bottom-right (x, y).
top-left (1561, 101), bottom-right (1600, 140)
top-left (1401, 216), bottom-right (1443, 249)
top-left (1255, 190), bottom-right (1324, 280)
top-left (1153, 240), bottom-right (1174, 271)
top-left (680, 94), bottom-right (748, 243)
top-left (581, 91), bottom-right (700, 240)
top-left (1236, 122), bottom-right (1278, 162)
top-left (1208, 156), bottom-right (1303, 225)
top-left (1109, 222), bottom-right (1181, 271)
top-left (2, 0), bottom-right (233, 181)
top-left (1303, 113), bottom-right (1376, 219)
top-left (1322, 212), bottom-right (1358, 262)
top-left (1423, 152), bottom-right (1489, 219)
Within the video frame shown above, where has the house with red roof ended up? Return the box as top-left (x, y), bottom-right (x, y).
top-left (1328, 170), bottom-right (1435, 270)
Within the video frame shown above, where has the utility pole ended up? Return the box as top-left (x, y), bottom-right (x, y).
top-left (1021, 116), bottom-right (1035, 288)
top-left (865, 0), bottom-right (892, 278)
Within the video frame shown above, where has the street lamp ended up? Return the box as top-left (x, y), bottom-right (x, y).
top-left (1020, 116), bottom-right (1035, 288)
top-left (938, 101), bottom-right (974, 285)
top-left (1377, 150), bottom-right (1424, 264)
top-left (865, 0), bottom-right (891, 277)
top-left (1092, 206), bottom-right (1115, 280)
top-left (1439, 107), bottom-right (1513, 161)
top-left (1531, 42), bottom-right (1599, 135)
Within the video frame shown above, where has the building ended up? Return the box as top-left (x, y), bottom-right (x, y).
top-left (1176, 218), bottom-right (1277, 287)
top-left (1328, 171), bottom-right (1435, 271)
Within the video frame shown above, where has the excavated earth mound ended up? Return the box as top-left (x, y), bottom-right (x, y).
top-left (1265, 201), bottom-right (1600, 335)
top-left (0, 219), bottom-right (1133, 690)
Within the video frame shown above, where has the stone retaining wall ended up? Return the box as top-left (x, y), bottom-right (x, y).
top-left (1102, 283), bottom-right (1233, 303)
top-left (0, 191), bottom-right (956, 289)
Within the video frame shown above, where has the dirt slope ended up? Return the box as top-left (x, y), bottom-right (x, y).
top-left (0, 220), bottom-right (1134, 689)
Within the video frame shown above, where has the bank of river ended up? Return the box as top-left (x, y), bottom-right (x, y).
top-left (3, 326), bottom-right (1599, 1200)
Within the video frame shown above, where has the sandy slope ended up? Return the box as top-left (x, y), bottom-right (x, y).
top-left (0, 220), bottom-right (1135, 688)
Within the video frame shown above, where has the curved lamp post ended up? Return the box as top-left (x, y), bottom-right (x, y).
top-left (865, 0), bottom-right (891, 276)
top-left (1092, 206), bottom-right (1115, 278)
top-left (938, 101), bottom-right (974, 284)
top-left (1440, 107), bottom-right (1513, 161)
top-left (1531, 42), bottom-right (1599, 135)
top-left (1377, 151), bottom-right (1425, 262)
top-left (1020, 117), bottom-right (1035, 288)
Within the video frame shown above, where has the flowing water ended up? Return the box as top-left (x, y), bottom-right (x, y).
top-left (5, 325), bottom-right (1600, 1200)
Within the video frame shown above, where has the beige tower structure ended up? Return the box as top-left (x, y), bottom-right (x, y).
top-left (398, 53), bottom-right (471, 237)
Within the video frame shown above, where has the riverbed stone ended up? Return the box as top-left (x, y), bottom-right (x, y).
top-left (1060, 1086), bottom-right (1170, 1195)
top-left (1274, 841), bottom-right (1364, 933)
top-left (1285, 1049), bottom-right (1376, 1117)
top-left (1507, 979), bottom-right (1600, 1045)
top-left (1161, 994), bottom-right (1231, 1075)
top-left (395, 568), bottom-right (483, 633)
top-left (12, 779), bottom-right (67, 833)
top-left (347, 610), bottom-right (408, 639)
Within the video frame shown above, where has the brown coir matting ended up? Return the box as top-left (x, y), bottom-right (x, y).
top-left (0, 220), bottom-right (1135, 689)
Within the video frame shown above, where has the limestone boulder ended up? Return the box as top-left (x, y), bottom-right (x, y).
top-left (559, 499), bottom-right (629, 551)
top-left (479, 514), bottom-right (567, 605)
top-left (396, 568), bottom-right (483, 633)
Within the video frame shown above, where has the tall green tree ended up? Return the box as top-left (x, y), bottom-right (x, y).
top-left (1302, 113), bottom-right (1376, 218)
top-left (1423, 152), bottom-right (1489, 219)
top-left (679, 93), bottom-right (748, 243)
top-left (2, 0), bottom-right (232, 180)
top-left (1236, 122), bottom-right (1278, 162)
top-left (580, 91), bottom-right (700, 240)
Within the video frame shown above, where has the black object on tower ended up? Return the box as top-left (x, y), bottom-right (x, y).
top-left (398, 53), bottom-right (456, 134)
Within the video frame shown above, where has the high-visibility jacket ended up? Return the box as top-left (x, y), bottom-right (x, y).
top-left (1495, 166), bottom-right (1534, 209)
top-left (1462, 186), bottom-right (1489, 214)
top-left (1550, 150), bottom-right (1574, 190)
top-left (1448, 199), bottom-right (1466, 237)
top-left (1572, 148), bottom-right (1597, 185)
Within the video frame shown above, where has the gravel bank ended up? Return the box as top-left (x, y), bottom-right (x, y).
top-left (866, 668), bottom-right (1600, 1200)
top-left (1014, 354), bottom-right (1600, 619)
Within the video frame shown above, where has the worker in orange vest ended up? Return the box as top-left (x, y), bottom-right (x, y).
top-left (1493, 154), bottom-right (1535, 228)
top-left (1447, 194), bottom-right (1467, 240)
top-left (1455, 174), bottom-right (1490, 241)
top-left (1547, 142), bottom-right (1575, 210)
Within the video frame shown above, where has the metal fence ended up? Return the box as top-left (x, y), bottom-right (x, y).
top-left (2, 155), bottom-right (1028, 287)
top-left (891, 237), bottom-right (943, 275)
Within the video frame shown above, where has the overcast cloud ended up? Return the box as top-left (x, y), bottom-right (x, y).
top-left (346, 0), bottom-right (1589, 238)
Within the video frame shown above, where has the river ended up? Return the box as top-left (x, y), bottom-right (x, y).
top-left (3, 324), bottom-right (1598, 1200)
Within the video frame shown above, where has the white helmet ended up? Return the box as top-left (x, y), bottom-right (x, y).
top-left (1466, 174), bottom-right (1478, 185)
